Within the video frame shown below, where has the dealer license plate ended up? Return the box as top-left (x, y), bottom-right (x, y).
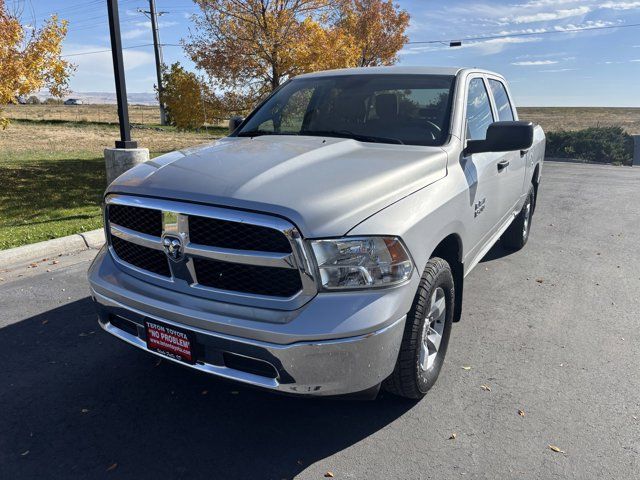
top-left (145, 320), bottom-right (195, 364)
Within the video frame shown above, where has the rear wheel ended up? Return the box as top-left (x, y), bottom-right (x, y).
top-left (383, 257), bottom-right (454, 400)
top-left (502, 185), bottom-right (534, 251)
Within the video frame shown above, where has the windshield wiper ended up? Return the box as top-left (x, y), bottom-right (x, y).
top-left (237, 130), bottom-right (298, 138)
top-left (237, 130), bottom-right (275, 137)
top-left (301, 129), bottom-right (404, 145)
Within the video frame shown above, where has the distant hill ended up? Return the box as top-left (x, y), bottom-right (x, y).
top-left (35, 90), bottom-right (158, 105)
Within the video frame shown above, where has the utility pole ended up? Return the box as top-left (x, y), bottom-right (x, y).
top-left (139, 0), bottom-right (167, 125)
top-left (107, 0), bottom-right (136, 148)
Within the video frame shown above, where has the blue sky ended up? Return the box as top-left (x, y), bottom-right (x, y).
top-left (17, 0), bottom-right (640, 106)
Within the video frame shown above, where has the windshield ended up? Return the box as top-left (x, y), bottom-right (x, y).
top-left (237, 74), bottom-right (456, 146)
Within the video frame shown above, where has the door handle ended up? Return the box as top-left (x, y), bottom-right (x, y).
top-left (497, 160), bottom-right (510, 171)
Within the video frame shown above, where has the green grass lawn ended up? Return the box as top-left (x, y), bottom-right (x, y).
top-left (0, 121), bottom-right (226, 250)
top-left (0, 151), bottom-right (106, 250)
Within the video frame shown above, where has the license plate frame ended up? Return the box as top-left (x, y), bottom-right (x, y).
top-left (144, 319), bottom-right (196, 365)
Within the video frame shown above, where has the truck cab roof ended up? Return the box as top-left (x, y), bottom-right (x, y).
top-left (295, 66), bottom-right (504, 80)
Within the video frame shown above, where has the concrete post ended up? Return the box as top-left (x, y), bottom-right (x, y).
top-left (633, 135), bottom-right (640, 167)
top-left (104, 148), bottom-right (150, 185)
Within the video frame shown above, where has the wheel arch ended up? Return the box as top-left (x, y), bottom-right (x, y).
top-left (430, 234), bottom-right (464, 323)
top-left (531, 164), bottom-right (541, 213)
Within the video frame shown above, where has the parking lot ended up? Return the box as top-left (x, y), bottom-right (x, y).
top-left (1, 161), bottom-right (639, 479)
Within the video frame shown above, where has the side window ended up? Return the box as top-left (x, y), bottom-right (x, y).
top-left (488, 79), bottom-right (514, 121)
top-left (466, 78), bottom-right (494, 141)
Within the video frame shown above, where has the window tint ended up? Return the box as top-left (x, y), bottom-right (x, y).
top-left (466, 78), bottom-right (494, 141)
top-left (488, 79), bottom-right (514, 121)
top-left (239, 75), bottom-right (456, 146)
top-left (257, 87), bottom-right (314, 133)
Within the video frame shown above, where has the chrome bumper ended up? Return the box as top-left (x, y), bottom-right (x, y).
top-left (93, 290), bottom-right (405, 395)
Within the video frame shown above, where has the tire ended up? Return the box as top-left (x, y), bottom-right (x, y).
top-left (383, 257), bottom-right (455, 400)
top-left (502, 185), bottom-right (535, 251)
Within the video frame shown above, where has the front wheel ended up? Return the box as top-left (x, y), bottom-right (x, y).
top-left (383, 257), bottom-right (455, 400)
top-left (502, 185), bottom-right (535, 251)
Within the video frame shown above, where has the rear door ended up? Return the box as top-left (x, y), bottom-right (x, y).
top-left (487, 77), bottom-right (527, 216)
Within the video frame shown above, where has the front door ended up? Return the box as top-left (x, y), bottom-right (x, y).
top-left (462, 76), bottom-right (504, 259)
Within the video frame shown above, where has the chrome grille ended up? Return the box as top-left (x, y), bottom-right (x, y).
top-left (193, 258), bottom-right (302, 297)
top-left (188, 215), bottom-right (292, 253)
top-left (111, 236), bottom-right (170, 277)
top-left (105, 195), bottom-right (316, 309)
top-left (108, 204), bottom-right (162, 236)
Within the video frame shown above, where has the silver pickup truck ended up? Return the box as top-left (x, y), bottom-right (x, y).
top-left (88, 66), bottom-right (545, 399)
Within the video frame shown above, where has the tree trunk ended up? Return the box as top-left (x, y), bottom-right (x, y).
top-left (271, 62), bottom-right (280, 91)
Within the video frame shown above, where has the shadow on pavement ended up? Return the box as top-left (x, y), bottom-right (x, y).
top-left (0, 298), bottom-right (415, 479)
top-left (479, 240), bottom-right (511, 263)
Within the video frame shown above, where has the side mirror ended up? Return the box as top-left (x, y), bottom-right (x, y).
top-left (229, 116), bottom-right (244, 134)
top-left (465, 121), bottom-right (534, 155)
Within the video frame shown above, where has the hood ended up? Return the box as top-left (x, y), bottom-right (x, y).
top-left (108, 136), bottom-right (448, 237)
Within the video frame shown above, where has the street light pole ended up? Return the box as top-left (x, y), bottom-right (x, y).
top-left (106, 0), bottom-right (137, 148)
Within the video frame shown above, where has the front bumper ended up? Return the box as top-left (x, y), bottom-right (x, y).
top-left (89, 246), bottom-right (413, 396)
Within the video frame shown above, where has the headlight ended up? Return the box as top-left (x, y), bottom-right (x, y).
top-left (310, 237), bottom-right (413, 290)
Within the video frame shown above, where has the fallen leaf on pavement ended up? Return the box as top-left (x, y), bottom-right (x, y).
top-left (21, 450), bottom-right (29, 456)
top-left (535, 278), bottom-right (544, 283)
top-left (518, 409), bottom-right (525, 417)
top-left (324, 472), bottom-right (334, 478)
top-left (449, 433), bottom-right (457, 440)
top-left (106, 463), bottom-right (118, 472)
top-left (462, 366), bottom-right (472, 370)
top-left (52, 260), bottom-right (59, 265)
top-left (42, 320), bottom-right (48, 325)
top-left (480, 384), bottom-right (491, 392)
top-left (548, 445), bottom-right (565, 454)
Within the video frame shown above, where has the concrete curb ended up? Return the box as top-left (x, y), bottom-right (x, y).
top-left (0, 228), bottom-right (105, 269)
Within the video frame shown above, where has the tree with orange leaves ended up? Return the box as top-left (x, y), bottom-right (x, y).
top-left (185, 0), bottom-right (409, 104)
top-left (0, 0), bottom-right (73, 128)
top-left (338, 0), bottom-right (410, 67)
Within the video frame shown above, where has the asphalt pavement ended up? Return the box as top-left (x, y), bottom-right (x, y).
top-left (1, 161), bottom-right (639, 479)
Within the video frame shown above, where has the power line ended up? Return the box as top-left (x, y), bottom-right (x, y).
top-left (61, 43), bottom-right (182, 58)
top-left (408, 22), bottom-right (640, 45)
top-left (62, 43), bottom-right (154, 57)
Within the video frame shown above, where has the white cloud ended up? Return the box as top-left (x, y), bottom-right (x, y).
top-left (63, 43), bottom-right (155, 92)
top-left (122, 20), bottom-right (178, 40)
top-left (512, 60), bottom-right (560, 65)
top-left (461, 36), bottom-right (544, 55)
top-left (600, 1), bottom-right (640, 10)
top-left (445, 0), bottom-right (640, 29)
top-left (539, 68), bottom-right (578, 72)
top-left (400, 35), bottom-right (543, 57)
top-left (122, 28), bottom-right (150, 40)
top-left (504, 6), bottom-right (591, 24)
